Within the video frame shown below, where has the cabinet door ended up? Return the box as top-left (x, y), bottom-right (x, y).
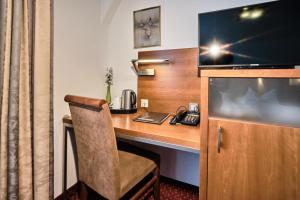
top-left (207, 119), bottom-right (300, 200)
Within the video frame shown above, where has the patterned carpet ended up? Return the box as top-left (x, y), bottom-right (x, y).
top-left (66, 177), bottom-right (199, 200)
top-left (147, 178), bottom-right (199, 200)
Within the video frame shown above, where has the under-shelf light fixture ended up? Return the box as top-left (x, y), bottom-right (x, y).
top-left (131, 58), bottom-right (170, 76)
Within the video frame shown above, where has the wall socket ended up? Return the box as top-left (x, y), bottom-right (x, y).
top-left (141, 99), bottom-right (149, 108)
top-left (189, 103), bottom-right (199, 113)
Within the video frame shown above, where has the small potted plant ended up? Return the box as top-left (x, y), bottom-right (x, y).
top-left (105, 67), bottom-right (113, 105)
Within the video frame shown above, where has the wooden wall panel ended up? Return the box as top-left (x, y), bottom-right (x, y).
top-left (138, 48), bottom-right (200, 114)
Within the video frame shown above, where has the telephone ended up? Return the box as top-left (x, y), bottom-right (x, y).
top-left (169, 108), bottom-right (200, 126)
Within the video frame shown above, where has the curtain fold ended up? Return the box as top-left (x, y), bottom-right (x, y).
top-left (0, 0), bottom-right (12, 198)
top-left (33, 0), bottom-right (53, 199)
top-left (8, 0), bottom-right (23, 198)
top-left (0, 0), bottom-right (6, 112)
top-left (0, 0), bottom-right (53, 199)
top-left (19, 0), bottom-right (33, 199)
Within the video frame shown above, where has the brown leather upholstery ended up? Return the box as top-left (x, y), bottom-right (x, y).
top-left (65, 95), bottom-right (158, 200)
top-left (119, 151), bottom-right (156, 196)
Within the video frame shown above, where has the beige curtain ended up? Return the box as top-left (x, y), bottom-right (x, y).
top-left (0, 0), bottom-right (53, 199)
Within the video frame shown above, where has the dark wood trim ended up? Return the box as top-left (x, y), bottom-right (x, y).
top-left (130, 168), bottom-right (159, 200)
top-left (64, 95), bottom-right (107, 110)
top-left (62, 115), bottom-right (72, 125)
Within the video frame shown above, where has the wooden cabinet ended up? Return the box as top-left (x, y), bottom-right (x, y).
top-left (199, 70), bottom-right (300, 200)
top-left (207, 118), bottom-right (300, 200)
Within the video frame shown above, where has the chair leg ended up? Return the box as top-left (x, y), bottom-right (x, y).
top-left (153, 168), bottom-right (160, 200)
top-left (79, 182), bottom-right (88, 200)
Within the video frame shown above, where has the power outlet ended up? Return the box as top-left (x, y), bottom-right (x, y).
top-left (141, 99), bottom-right (149, 108)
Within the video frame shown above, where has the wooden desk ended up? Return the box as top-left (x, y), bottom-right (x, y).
top-left (62, 112), bottom-right (200, 199)
top-left (63, 111), bottom-right (200, 153)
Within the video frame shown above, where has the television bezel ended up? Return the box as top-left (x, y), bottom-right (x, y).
top-left (197, 1), bottom-right (298, 69)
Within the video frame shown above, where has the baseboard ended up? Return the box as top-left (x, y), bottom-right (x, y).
top-left (160, 176), bottom-right (199, 191)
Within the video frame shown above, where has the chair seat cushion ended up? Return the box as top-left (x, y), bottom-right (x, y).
top-left (118, 150), bottom-right (156, 197)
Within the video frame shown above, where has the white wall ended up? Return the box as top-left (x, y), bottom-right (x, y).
top-left (53, 0), bottom-right (104, 197)
top-left (105, 0), bottom-right (275, 96)
top-left (53, 0), bottom-right (276, 197)
top-left (104, 0), bottom-right (275, 187)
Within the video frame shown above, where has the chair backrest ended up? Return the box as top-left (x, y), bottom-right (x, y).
top-left (65, 95), bottom-right (121, 200)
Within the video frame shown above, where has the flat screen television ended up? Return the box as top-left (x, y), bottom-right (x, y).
top-left (198, 1), bottom-right (300, 69)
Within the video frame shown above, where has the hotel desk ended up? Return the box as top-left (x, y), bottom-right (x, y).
top-left (62, 111), bottom-right (200, 199)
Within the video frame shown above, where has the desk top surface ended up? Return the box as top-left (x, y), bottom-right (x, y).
top-left (63, 110), bottom-right (200, 152)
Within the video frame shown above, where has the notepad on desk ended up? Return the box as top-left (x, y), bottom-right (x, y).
top-left (133, 112), bottom-right (170, 125)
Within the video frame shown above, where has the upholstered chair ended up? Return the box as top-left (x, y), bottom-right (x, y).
top-left (64, 95), bottom-right (160, 200)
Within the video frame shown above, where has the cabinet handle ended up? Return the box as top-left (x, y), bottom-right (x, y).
top-left (217, 126), bottom-right (221, 153)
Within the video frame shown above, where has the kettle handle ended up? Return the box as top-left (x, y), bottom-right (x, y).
top-left (131, 92), bottom-right (136, 107)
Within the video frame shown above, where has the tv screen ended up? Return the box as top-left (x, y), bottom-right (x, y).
top-left (198, 1), bottom-right (300, 68)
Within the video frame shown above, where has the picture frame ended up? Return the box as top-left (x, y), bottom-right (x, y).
top-left (133, 6), bottom-right (161, 48)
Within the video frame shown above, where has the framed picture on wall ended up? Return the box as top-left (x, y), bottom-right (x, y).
top-left (133, 6), bottom-right (161, 48)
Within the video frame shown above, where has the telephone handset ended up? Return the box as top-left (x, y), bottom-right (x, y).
top-left (169, 106), bottom-right (200, 126)
top-left (169, 110), bottom-right (187, 125)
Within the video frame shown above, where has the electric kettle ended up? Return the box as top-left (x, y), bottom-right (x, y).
top-left (121, 89), bottom-right (136, 110)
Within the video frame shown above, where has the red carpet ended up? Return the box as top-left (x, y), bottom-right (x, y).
top-left (148, 178), bottom-right (199, 200)
top-left (66, 177), bottom-right (198, 200)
